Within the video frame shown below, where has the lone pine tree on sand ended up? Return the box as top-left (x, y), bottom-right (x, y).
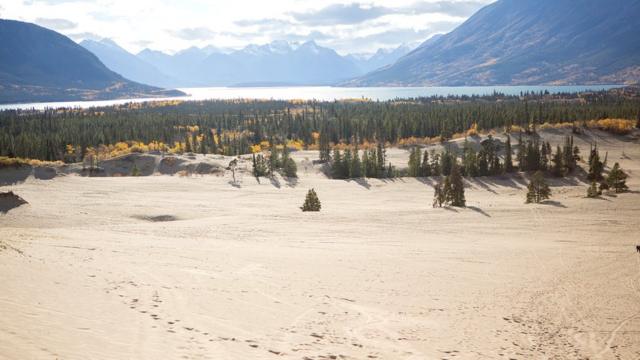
top-left (526, 171), bottom-right (551, 204)
top-left (301, 189), bottom-right (321, 212)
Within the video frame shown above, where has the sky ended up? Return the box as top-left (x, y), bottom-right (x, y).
top-left (0, 0), bottom-right (495, 55)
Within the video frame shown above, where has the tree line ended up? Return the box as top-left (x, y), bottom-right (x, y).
top-left (1, 88), bottom-right (639, 162)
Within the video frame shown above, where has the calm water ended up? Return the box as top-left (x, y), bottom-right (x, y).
top-left (0, 85), bottom-right (621, 111)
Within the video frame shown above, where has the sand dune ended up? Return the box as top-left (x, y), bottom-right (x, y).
top-left (1, 131), bottom-right (639, 359)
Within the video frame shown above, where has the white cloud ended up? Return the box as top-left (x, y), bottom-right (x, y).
top-left (2, 0), bottom-right (495, 54)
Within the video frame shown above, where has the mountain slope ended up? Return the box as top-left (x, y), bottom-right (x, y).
top-left (0, 19), bottom-right (183, 103)
top-left (348, 0), bottom-right (640, 86)
top-left (80, 39), bottom-right (179, 88)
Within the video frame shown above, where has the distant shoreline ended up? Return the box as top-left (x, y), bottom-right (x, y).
top-left (0, 84), bottom-right (625, 111)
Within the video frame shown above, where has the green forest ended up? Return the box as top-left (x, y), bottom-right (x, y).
top-left (1, 89), bottom-right (639, 162)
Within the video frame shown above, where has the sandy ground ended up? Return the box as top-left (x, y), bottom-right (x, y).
top-left (1, 131), bottom-right (640, 360)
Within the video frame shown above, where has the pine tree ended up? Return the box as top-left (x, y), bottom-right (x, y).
top-left (551, 145), bottom-right (564, 177)
top-left (131, 164), bottom-right (141, 176)
top-left (319, 130), bottom-right (331, 163)
top-left (430, 151), bottom-right (441, 176)
top-left (540, 141), bottom-right (549, 171)
top-left (433, 182), bottom-right (446, 208)
top-left (517, 132), bottom-right (526, 171)
top-left (252, 153), bottom-right (268, 177)
top-left (504, 134), bottom-right (514, 173)
top-left (281, 146), bottom-right (297, 178)
top-left (361, 151), bottom-right (369, 178)
top-left (268, 141), bottom-right (279, 175)
top-left (376, 142), bottom-right (386, 175)
top-left (343, 148), bottom-right (353, 178)
top-left (184, 133), bottom-right (193, 153)
top-left (331, 149), bottom-right (346, 179)
top-left (562, 136), bottom-right (576, 174)
top-left (526, 171), bottom-right (551, 203)
top-left (441, 148), bottom-right (454, 176)
top-left (606, 162), bottom-right (629, 193)
top-left (421, 150), bottom-right (431, 177)
top-left (587, 144), bottom-right (604, 181)
top-left (586, 181), bottom-right (601, 198)
top-left (408, 146), bottom-right (422, 177)
top-left (351, 143), bottom-right (362, 178)
top-left (447, 163), bottom-right (466, 207)
top-left (283, 157), bottom-right (297, 178)
top-left (300, 189), bottom-right (321, 212)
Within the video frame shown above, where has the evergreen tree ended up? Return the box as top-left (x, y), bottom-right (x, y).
top-left (504, 134), bottom-right (514, 173)
top-left (463, 141), bottom-right (478, 177)
top-left (447, 163), bottom-right (466, 207)
top-left (252, 153), bottom-right (268, 177)
top-left (433, 182), bottom-right (446, 208)
top-left (408, 146), bottom-right (422, 177)
top-left (440, 148), bottom-right (455, 176)
top-left (376, 142), bottom-right (386, 175)
top-left (587, 144), bottom-right (604, 181)
top-left (477, 149), bottom-right (489, 176)
top-left (606, 162), bottom-right (629, 193)
top-left (131, 164), bottom-right (141, 176)
top-left (351, 143), bottom-right (362, 178)
top-left (421, 150), bottom-right (431, 177)
top-left (281, 146), bottom-right (297, 178)
top-left (283, 157), bottom-right (297, 178)
top-left (343, 148), bottom-right (353, 178)
top-left (526, 171), bottom-right (551, 203)
top-left (268, 141), bottom-right (279, 175)
top-left (551, 145), bottom-right (564, 177)
top-left (430, 151), bottom-right (441, 176)
top-left (539, 141), bottom-right (549, 171)
top-left (361, 151), bottom-right (369, 178)
top-left (184, 133), bottom-right (193, 153)
top-left (517, 132), bottom-right (526, 171)
top-left (319, 130), bottom-right (331, 163)
top-left (331, 149), bottom-right (347, 179)
top-left (562, 136), bottom-right (577, 174)
top-left (300, 189), bottom-right (321, 212)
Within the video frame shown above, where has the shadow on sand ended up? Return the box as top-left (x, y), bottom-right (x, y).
top-left (468, 206), bottom-right (491, 217)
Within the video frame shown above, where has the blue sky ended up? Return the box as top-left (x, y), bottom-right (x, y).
top-left (1, 0), bottom-right (495, 54)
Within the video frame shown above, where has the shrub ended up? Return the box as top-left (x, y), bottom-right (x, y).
top-left (586, 181), bottom-right (601, 198)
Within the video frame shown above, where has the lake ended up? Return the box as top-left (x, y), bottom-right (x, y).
top-left (0, 85), bottom-right (621, 111)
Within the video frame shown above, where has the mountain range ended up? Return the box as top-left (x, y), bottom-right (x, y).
top-left (82, 39), bottom-right (410, 88)
top-left (2, 0), bottom-right (639, 104)
top-left (348, 0), bottom-right (640, 86)
top-left (0, 19), bottom-right (183, 104)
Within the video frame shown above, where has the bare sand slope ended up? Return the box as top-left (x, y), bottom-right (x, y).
top-left (1, 135), bottom-right (639, 360)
